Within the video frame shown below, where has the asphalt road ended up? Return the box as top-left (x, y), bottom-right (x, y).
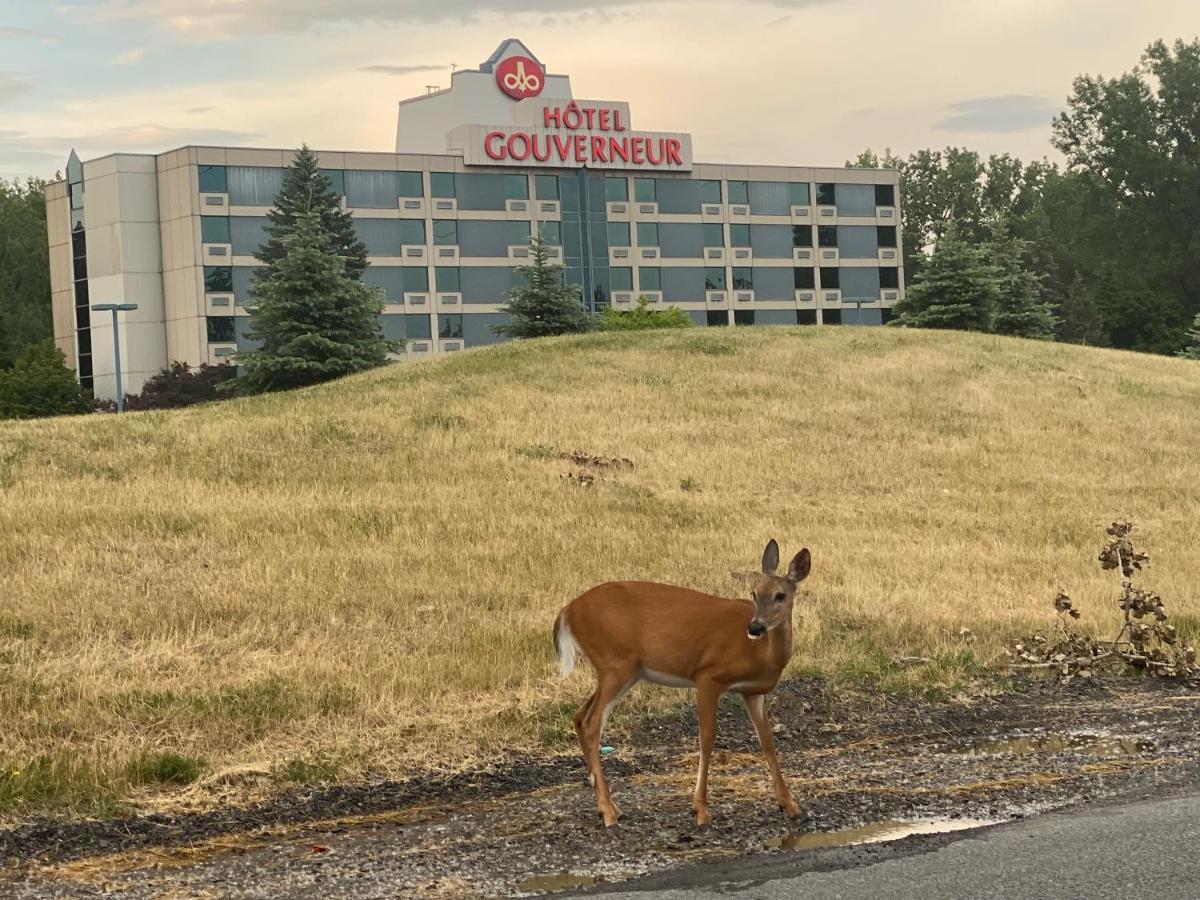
top-left (606, 793), bottom-right (1200, 899)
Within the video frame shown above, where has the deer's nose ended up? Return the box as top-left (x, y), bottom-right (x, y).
top-left (747, 620), bottom-right (766, 639)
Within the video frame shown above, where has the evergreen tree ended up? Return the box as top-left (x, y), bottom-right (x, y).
top-left (0, 178), bottom-right (52, 369)
top-left (258, 146), bottom-right (367, 280)
top-left (1177, 312), bottom-right (1200, 360)
top-left (0, 340), bottom-right (92, 419)
top-left (1057, 274), bottom-right (1108, 346)
top-left (990, 225), bottom-right (1057, 339)
top-left (231, 209), bottom-right (395, 394)
top-left (494, 236), bottom-right (594, 338)
top-left (891, 225), bottom-right (999, 332)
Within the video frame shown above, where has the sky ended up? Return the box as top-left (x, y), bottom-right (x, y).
top-left (0, 0), bottom-right (1196, 181)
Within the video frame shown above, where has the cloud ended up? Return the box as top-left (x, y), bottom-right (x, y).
top-left (113, 48), bottom-right (146, 65)
top-left (47, 123), bottom-right (264, 148)
top-left (934, 95), bottom-right (1060, 133)
top-left (187, 106), bottom-right (216, 114)
top-left (0, 73), bottom-right (33, 105)
top-left (0, 27), bottom-right (59, 42)
top-left (87, 0), bottom-right (835, 38)
top-left (361, 64), bottom-right (447, 75)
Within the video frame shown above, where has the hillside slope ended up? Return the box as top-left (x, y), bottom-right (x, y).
top-left (1, 327), bottom-right (1198, 814)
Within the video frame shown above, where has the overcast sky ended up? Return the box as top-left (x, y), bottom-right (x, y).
top-left (0, 0), bottom-right (1196, 181)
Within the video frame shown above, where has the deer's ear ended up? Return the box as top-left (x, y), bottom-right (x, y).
top-left (761, 539), bottom-right (780, 575)
top-left (787, 549), bottom-right (811, 584)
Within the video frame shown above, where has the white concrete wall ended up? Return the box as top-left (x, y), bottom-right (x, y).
top-left (81, 154), bottom-right (168, 400)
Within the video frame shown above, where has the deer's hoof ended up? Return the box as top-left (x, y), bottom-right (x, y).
top-left (780, 801), bottom-right (801, 820)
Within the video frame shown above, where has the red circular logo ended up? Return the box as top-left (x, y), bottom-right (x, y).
top-left (495, 55), bottom-right (545, 100)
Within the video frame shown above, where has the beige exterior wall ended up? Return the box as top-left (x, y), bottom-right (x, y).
top-left (45, 181), bottom-right (76, 368)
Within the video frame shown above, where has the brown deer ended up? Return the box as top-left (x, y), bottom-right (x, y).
top-left (553, 539), bottom-right (811, 828)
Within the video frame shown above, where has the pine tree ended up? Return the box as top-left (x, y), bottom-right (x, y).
top-left (258, 146), bottom-right (367, 280)
top-left (231, 209), bottom-right (396, 394)
top-left (493, 236), bottom-right (594, 338)
top-left (1178, 312), bottom-right (1200, 360)
top-left (891, 225), bottom-right (999, 332)
top-left (990, 226), bottom-right (1057, 339)
top-left (1057, 274), bottom-right (1109, 346)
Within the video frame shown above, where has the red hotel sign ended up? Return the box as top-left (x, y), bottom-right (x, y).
top-left (484, 103), bottom-right (685, 167)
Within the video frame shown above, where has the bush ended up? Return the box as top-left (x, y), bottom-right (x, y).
top-left (0, 340), bottom-right (92, 420)
top-left (123, 361), bottom-right (236, 411)
top-left (599, 296), bottom-right (694, 331)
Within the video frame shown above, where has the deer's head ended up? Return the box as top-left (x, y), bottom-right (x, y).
top-left (747, 539), bottom-right (811, 640)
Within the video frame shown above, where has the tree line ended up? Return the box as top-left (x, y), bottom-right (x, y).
top-left (858, 39), bottom-right (1200, 355)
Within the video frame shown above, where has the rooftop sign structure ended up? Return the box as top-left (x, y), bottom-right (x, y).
top-left (396, 38), bottom-right (694, 172)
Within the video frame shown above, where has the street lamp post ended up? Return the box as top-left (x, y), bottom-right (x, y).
top-left (90, 303), bottom-right (139, 412)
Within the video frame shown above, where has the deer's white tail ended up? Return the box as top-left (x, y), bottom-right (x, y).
top-left (554, 610), bottom-right (581, 677)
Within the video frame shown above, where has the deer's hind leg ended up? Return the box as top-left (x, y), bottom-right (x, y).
top-left (578, 664), bottom-right (638, 828)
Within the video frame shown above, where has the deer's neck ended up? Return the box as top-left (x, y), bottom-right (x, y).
top-left (766, 613), bottom-right (794, 675)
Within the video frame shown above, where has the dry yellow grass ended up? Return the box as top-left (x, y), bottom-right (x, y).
top-left (1, 326), bottom-right (1198, 815)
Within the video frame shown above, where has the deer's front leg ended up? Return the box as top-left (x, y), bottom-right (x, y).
top-left (692, 682), bottom-right (721, 829)
top-left (743, 692), bottom-right (799, 818)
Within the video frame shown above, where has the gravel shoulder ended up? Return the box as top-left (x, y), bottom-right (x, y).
top-left (4, 676), bottom-right (1200, 898)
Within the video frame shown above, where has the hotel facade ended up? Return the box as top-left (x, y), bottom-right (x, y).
top-left (46, 39), bottom-right (904, 400)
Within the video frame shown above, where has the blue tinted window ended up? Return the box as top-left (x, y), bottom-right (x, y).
top-left (402, 268), bottom-right (429, 293)
top-left (705, 268), bottom-right (726, 290)
top-left (204, 266), bottom-right (233, 292)
top-left (430, 172), bottom-right (455, 198)
top-left (201, 216), bottom-right (230, 244)
top-left (436, 267), bottom-right (460, 292)
top-left (199, 165), bottom-right (227, 193)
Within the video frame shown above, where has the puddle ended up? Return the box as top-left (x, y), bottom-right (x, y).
top-left (769, 818), bottom-right (999, 851)
top-left (518, 873), bottom-right (600, 893)
top-left (951, 734), bottom-right (1157, 758)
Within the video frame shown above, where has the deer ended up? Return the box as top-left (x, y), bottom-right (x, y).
top-left (553, 539), bottom-right (811, 829)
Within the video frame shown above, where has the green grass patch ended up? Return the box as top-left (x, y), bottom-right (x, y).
top-left (126, 751), bottom-right (203, 786)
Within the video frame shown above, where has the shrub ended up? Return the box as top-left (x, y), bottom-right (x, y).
top-left (599, 296), bottom-right (694, 331)
top-left (0, 340), bottom-right (92, 420)
top-left (123, 361), bottom-right (236, 411)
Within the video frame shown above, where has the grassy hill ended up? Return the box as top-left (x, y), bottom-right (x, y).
top-left (2, 327), bottom-right (1198, 816)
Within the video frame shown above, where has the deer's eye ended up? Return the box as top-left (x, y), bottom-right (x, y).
top-left (774, 592), bottom-right (786, 603)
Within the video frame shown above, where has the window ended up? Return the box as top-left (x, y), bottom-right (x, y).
top-left (700, 180), bottom-right (722, 204)
top-left (820, 267), bottom-right (840, 289)
top-left (730, 224), bottom-right (750, 247)
top-left (706, 310), bottom-right (729, 327)
top-left (204, 266), bottom-right (233, 292)
top-left (823, 309), bottom-right (842, 325)
top-left (405, 314), bottom-right (433, 340)
top-left (345, 170), bottom-right (400, 208)
top-left (732, 267), bottom-right (753, 290)
top-left (727, 180), bottom-right (748, 205)
top-left (636, 222), bottom-right (659, 247)
top-left (399, 220), bottom-right (426, 246)
top-left (879, 267), bottom-right (900, 289)
top-left (816, 183), bottom-right (836, 206)
top-left (704, 267), bottom-right (726, 290)
top-left (792, 226), bottom-right (813, 248)
top-left (199, 164), bottom-right (227, 193)
top-left (206, 316), bottom-right (235, 343)
top-left (430, 172), bottom-right (455, 198)
top-left (397, 171), bottom-right (423, 197)
top-left (503, 174), bottom-right (528, 200)
top-left (611, 267), bottom-right (633, 291)
top-left (539, 221), bottom-right (561, 244)
top-left (201, 216), bottom-right (230, 244)
top-left (703, 223), bottom-right (724, 248)
top-left (818, 226), bottom-right (838, 248)
top-left (794, 268), bottom-right (815, 290)
top-left (789, 183), bottom-right (811, 207)
top-left (439, 314), bottom-right (464, 339)
top-left (734, 309), bottom-right (755, 326)
top-left (875, 184), bottom-right (895, 207)
top-left (633, 177), bottom-right (656, 202)
top-left (608, 222), bottom-right (631, 247)
top-left (436, 267), bottom-right (460, 292)
top-left (877, 225), bottom-right (897, 248)
top-left (639, 267), bottom-right (661, 290)
top-left (503, 220), bottom-right (531, 248)
top-left (69, 183), bottom-right (84, 210)
top-left (433, 220), bottom-right (458, 245)
top-left (322, 169), bottom-right (345, 196)
top-left (535, 175), bottom-right (559, 200)
top-left (797, 309), bottom-right (818, 325)
top-left (605, 177), bottom-right (629, 202)
top-left (402, 268), bottom-right (429, 293)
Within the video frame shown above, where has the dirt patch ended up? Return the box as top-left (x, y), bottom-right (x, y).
top-left (4, 677), bottom-right (1200, 898)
